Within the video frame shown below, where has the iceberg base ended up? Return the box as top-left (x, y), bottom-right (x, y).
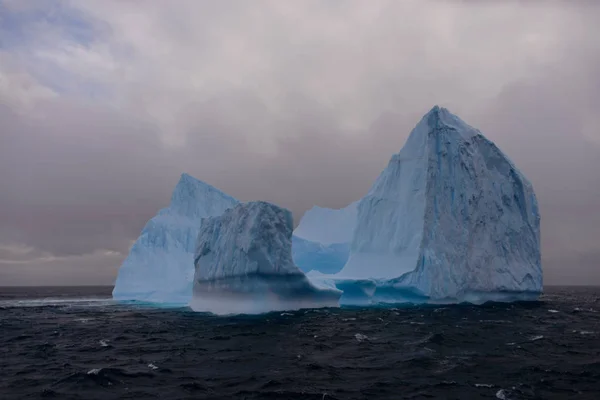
top-left (308, 274), bottom-right (540, 306)
top-left (112, 289), bottom-right (191, 307)
top-left (190, 273), bottom-right (341, 315)
top-left (112, 294), bottom-right (190, 308)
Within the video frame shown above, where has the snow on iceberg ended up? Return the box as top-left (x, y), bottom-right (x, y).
top-left (291, 201), bottom-right (358, 274)
top-left (190, 201), bottom-right (341, 314)
top-left (309, 106), bottom-right (542, 305)
top-left (112, 173), bottom-right (239, 304)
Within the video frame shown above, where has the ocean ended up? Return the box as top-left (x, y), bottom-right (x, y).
top-left (0, 286), bottom-right (599, 400)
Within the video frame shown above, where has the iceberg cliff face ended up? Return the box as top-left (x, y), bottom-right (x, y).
top-left (112, 173), bottom-right (239, 304)
top-left (291, 201), bottom-right (357, 274)
top-left (311, 106), bottom-right (542, 305)
top-left (191, 201), bottom-right (340, 314)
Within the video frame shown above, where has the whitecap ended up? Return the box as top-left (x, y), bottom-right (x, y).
top-left (0, 298), bottom-right (114, 309)
top-left (355, 333), bottom-right (368, 342)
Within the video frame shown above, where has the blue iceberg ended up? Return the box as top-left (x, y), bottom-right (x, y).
top-left (308, 106), bottom-right (542, 305)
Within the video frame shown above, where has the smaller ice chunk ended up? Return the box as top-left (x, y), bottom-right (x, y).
top-left (190, 201), bottom-right (341, 315)
top-left (112, 173), bottom-right (239, 304)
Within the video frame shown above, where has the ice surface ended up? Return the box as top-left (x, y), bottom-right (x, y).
top-left (291, 201), bottom-right (357, 274)
top-left (112, 173), bottom-right (239, 304)
top-left (291, 236), bottom-right (350, 274)
top-left (190, 201), bottom-right (341, 314)
top-left (294, 201), bottom-right (358, 245)
top-left (308, 106), bottom-right (542, 305)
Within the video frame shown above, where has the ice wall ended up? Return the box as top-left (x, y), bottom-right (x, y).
top-left (191, 201), bottom-right (341, 314)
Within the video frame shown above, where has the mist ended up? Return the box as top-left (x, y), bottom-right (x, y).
top-left (1, 0), bottom-right (598, 285)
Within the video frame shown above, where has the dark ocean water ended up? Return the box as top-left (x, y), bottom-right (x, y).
top-left (1, 286), bottom-right (599, 400)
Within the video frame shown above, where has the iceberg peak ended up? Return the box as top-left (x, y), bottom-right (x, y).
top-left (426, 104), bottom-right (442, 116)
top-left (420, 106), bottom-right (479, 140)
top-left (169, 173), bottom-right (238, 218)
top-left (398, 106), bottom-right (478, 159)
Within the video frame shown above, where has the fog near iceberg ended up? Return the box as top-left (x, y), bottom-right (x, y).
top-left (0, 1), bottom-right (599, 286)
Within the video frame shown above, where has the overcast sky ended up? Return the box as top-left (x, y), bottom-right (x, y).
top-left (1, 0), bottom-right (599, 286)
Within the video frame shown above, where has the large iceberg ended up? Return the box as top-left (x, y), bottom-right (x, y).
top-left (112, 173), bottom-right (239, 304)
top-left (190, 201), bottom-right (341, 314)
top-left (309, 106), bottom-right (542, 305)
top-left (292, 202), bottom-right (358, 274)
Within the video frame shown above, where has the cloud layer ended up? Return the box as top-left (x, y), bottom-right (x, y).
top-left (1, 0), bottom-right (599, 285)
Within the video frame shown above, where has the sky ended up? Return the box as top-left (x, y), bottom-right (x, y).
top-left (0, 0), bottom-right (599, 286)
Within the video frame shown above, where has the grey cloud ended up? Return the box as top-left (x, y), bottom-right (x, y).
top-left (0, 101), bottom-right (177, 256)
top-left (1, 1), bottom-right (599, 285)
top-left (0, 249), bottom-right (123, 286)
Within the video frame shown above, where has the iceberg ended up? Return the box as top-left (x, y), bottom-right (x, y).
top-left (291, 201), bottom-right (358, 274)
top-left (309, 106), bottom-right (542, 305)
top-left (292, 236), bottom-right (350, 274)
top-left (112, 173), bottom-right (239, 304)
top-left (293, 201), bottom-right (358, 245)
top-left (190, 201), bottom-right (341, 314)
